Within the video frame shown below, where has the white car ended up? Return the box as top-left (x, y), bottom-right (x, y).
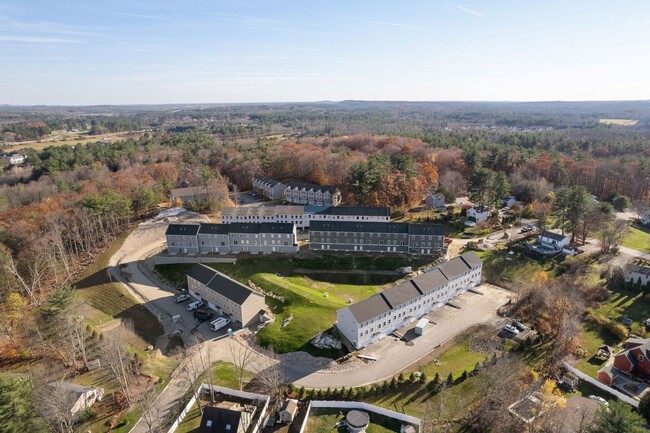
top-left (588, 395), bottom-right (609, 406)
top-left (210, 317), bottom-right (231, 332)
top-left (503, 325), bottom-right (520, 335)
top-left (175, 294), bottom-right (190, 303)
top-left (187, 301), bottom-right (203, 311)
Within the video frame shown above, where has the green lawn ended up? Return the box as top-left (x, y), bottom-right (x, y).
top-left (307, 407), bottom-right (401, 433)
top-left (406, 333), bottom-right (489, 381)
top-left (623, 225), bottom-right (650, 253)
top-left (156, 255), bottom-right (421, 356)
top-left (473, 247), bottom-right (559, 285)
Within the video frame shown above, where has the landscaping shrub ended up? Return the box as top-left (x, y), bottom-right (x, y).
top-left (606, 321), bottom-right (629, 341)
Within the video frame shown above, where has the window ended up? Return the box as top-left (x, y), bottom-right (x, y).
top-left (640, 355), bottom-right (645, 361)
top-left (207, 421), bottom-right (213, 427)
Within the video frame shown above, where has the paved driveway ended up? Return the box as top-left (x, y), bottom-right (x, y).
top-left (291, 284), bottom-right (513, 388)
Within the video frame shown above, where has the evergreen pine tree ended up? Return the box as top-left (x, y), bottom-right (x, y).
top-left (398, 372), bottom-right (405, 383)
top-left (299, 386), bottom-right (306, 400)
top-left (325, 387), bottom-right (332, 399)
top-left (420, 372), bottom-right (427, 384)
top-left (461, 370), bottom-right (468, 381)
top-left (446, 373), bottom-right (454, 386)
top-left (409, 372), bottom-right (417, 383)
top-left (390, 377), bottom-right (398, 389)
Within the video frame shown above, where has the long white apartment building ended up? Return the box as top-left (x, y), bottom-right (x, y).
top-left (336, 252), bottom-right (482, 349)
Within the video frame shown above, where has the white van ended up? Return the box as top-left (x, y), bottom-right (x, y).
top-left (210, 317), bottom-right (231, 332)
top-left (187, 301), bottom-right (203, 311)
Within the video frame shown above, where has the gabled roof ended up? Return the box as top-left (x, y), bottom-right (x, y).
top-left (253, 175), bottom-right (284, 188)
top-left (48, 381), bottom-right (93, 400)
top-left (199, 406), bottom-right (242, 433)
top-left (411, 268), bottom-right (448, 293)
top-left (315, 206), bottom-right (390, 217)
top-left (166, 223), bottom-right (200, 236)
top-left (437, 257), bottom-right (471, 279)
top-left (311, 221), bottom-right (443, 235)
top-left (460, 251), bottom-right (482, 269)
top-left (539, 230), bottom-right (569, 242)
top-left (280, 399), bottom-right (298, 414)
top-left (170, 186), bottom-right (208, 198)
top-left (285, 182), bottom-right (340, 194)
top-left (229, 223), bottom-right (294, 234)
top-left (408, 224), bottom-right (445, 236)
top-left (187, 263), bottom-right (219, 285)
top-left (221, 206), bottom-right (304, 217)
top-left (381, 281), bottom-right (422, 308)
top-left (198, 223), bottom-right (230, 235)
top-left (346, 294), bottom-right (392, 323)
top-left (206, 270), bottom-right (260, 305)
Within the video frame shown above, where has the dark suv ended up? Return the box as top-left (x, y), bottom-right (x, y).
top-left (193, 309), bottom-right (213, 321)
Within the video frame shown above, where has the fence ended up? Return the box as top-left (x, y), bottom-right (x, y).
top-left (298, 400), bottom-right (422, 433)
top-left (167, 384), bottom-right (270, 433)
top-left (563, 363), bottom-right (639, 408)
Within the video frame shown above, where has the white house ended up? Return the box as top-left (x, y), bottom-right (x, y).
top-left (625, 260), bottom-right (650, 289)
top-left (47, 382), bottom-right (103, 415)
top-left (466, 205), bottom-right (489, 223)
top-left (7, 154), bottom-right (26, 165)
top-left (537, 230), bottom-right (570, 249)
top-left (336, 252), bottom-right (482, 349)
top-left (252, 176), bottom-right (286, 200)
top-left (186, 264), bottom-right (267, 327)
top-left (426, 192), bottom-right (446, 210)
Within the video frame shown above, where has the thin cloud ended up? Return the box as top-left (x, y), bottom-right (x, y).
top-left (10, 20), bottom-right (106, 37)
top-left (519, 33), bottom-right (531, 39)
top-left (104, 11), bottom-right (173, 21)
top-left (362, 20), bottom-right (431, 30)
top-left (210, 12), bottom-right (284, 26)
top-left (0, 35), bottom-right (82, 44)
top-left (446, 2), bottom-right (483, 17)
top-left (449, 52), bottom-right (512, 63)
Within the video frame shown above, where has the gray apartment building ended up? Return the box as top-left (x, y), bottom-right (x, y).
top-left (309, 221), bottom-right (445, 255)
top-left (186, 264), bottom-right (267, 327)
top-left (310, 206), bottom-right (390, 223)
top-left (252, 176), bottom-right (286, 200)
top-left (166, 223), bottom-right (299, 255)
top-left (284, 182), bottom-right (342, 206)
top-left (221, 205), bottom-right (307, 228)
top-left (165, 224), bottom-right (201, 254)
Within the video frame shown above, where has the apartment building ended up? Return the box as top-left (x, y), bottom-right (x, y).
top-left (186, 264), bottom-right (267, 327)
top-left (284, 182), bottom-right (342, 206)
top-left (220, 206), bottom-right (307, 228)
top-left (309, 221), bottom-right (445, 255)
top-left (252, 176), bottom-right (286, 200)
top-left (170, 186), bottom-right (210, 206)
top-left (166, 222), bottom-right (299, 254)
top-left (336, 252), bottom-right (482, 349)
top-left (310, 206), bottom-right (390, 223)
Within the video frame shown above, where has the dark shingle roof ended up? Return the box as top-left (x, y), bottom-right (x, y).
top-left (198, 223), bottom-right (230, 235)
top-left (285, 182), bottom-right (340, 194)
top-left (253, 175), bottom-right (284, 188)
top-left (412, 268), bottom-right (448, 293)
top-left (460, 251), bottom-right (482, 269)
top-left (382, 281), bottom-right (422, 308)
top-left (346, 294), bottom-right (391, 323)
top-left (437, 257), bottom-right (471, 279)
top-left (206, 271), bottom-right (258, 305)
top-left (229, 223), bottom-right (294, 234)
top-left (199, 407), bottom-right (242, 433)
top-left (187, 263), bottom-right (219, 285)
top-left (315, 206), bottom-right (390, 217)
top-left (539, 230), bottom-right (569, 242)
top-left (408, 224), bottom-right (445, 235)
top-left (310, 221), bottom-right (409, 234)
top-left (166, 223), bottom-right (200, 236)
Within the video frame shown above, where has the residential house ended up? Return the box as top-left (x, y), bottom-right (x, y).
top-left (187, 264), bottom-right (267, 327)
top-left (166, 222), bottom-right (299, 255)
top-left (252, 176), bottom-right (286, 200)
top-left (170, 186), bottom-right (210, 206)
top-left (337, 252), bottom-right (482, 349)
top-left (7, 153), bottom-right (26, 165)
top-left (278, 399), bottom-right (299, 423)
top-left (641, 210), bottom-right (650, 226)
top-left (624, 259), bottom-right (650, 289)
top-left (284, 182), bottom-right (342, 206)
top-left (598, 337), bottom-right (650, 386)
top-left (501, 196), bottom-right (517, 208)
top-left (425, 192), bottom-right (446, 210)
top-left (466, 205), bottom-right (489, 223)
top-left (310, 206), bottom-right (391, 223)
top-left (165, 224), bottom-right (201, 254)
top-left (220, 206), bottom-right (306, 228)
top-left (309, 221), bottom-right (445, 255)
top-left (537, 231), bottom-right (571, 249)
top-left (47, 382), bottom-right (103, 415)
top-left (199, 404), bottom-right (255, 433)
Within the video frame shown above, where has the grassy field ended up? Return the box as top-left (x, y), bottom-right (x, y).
top-left (306, 407), bottom-right (401, 433)
top-left (623, 224), bottom-right (650, 253)
top-left (175, 362), bottom-right (254, 433)
top-left (4, 130), bottom-right (138, 151)
top-left (599, 118), bottom-right (638, 126)
top-left (473, 247), bottom-right (560, 286)
top-left (156, 255), bottom-right (423, 356)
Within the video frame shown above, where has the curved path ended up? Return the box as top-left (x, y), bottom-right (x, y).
top-left (113, 216), bottom-right (508, 431)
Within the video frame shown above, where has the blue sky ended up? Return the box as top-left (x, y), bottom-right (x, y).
top-left (1, 0), bottom-right (649, 104)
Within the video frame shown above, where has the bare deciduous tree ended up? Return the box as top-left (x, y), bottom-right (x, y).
top-left (39, 380), bottom-right (82, 433)
top-left (99, 329), bottom-right (134, 406)
top-left (228, 335), bottom-right (254, 391)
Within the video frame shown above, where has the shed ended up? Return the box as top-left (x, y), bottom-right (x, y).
top-left (278, 399), bottom-right (298, 423)
top-left (414, 318), bottom-right (429, 336)
top-left (596, 344), bottom-right (614, 359)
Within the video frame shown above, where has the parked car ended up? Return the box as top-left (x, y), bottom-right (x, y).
top-left (503, 325), bottom-right (520, 335)
top-left (512, 321), bottom-right (526, 332)
top-left (193, 309), bottom-right (213, 321)
top-left (210, 317), bottom-right (231, 332)
top-left (187, 301), bottom-right (203, 311)
top-left (168, 329), bottom-right (183, 338)
top-left (588, 395), bottom-right (609, 406)
top-left (520, 226), bottom-right (533, 233)
top-left (175, 294), bottom-right (190, 303)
